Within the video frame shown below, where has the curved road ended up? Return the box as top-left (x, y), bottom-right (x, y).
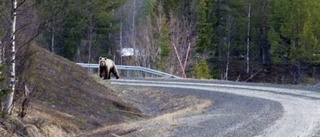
top-left (111, 78), bottom-right (320, 137)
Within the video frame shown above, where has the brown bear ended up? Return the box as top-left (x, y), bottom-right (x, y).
top-left (99, 57), bottom-right (120, 79)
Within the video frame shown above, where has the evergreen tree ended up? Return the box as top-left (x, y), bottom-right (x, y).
top-left (196, 0), bottom-right (215, 55)
top-left (35, 0), bottom-right (69, 53)
top-left (269, 0), bottom-right (320, 83)
top-left (36, 0), bottom-right (125, 61)
top-left (157, 13), bottom-right (171, 71)
top-left (194, 59), bottom-right (211, 79)
top-left (268, 27), bottom-right (287, 64)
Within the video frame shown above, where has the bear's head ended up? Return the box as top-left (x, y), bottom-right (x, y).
top-left (99, 57), bottom-right (107, 66)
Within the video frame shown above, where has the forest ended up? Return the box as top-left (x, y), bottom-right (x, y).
top-left (1, 0), bottom-right (320, 84)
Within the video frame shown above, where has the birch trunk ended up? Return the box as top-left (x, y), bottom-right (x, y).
top-left (0, 40), bottom-right (2, 64)
top-left (51, 8), bottom-right (55, 53)
top-left (225, 15), bottom-right (232, 80)
top-left (132, 0), bottom-right (135, 49)
top-left (87, 15), bottom-right (94, 63)
top-left (225, 40), bottom-right (230, 80)
top-left (246, 3), bottom-right (251, 74)
top-left (51, 26), bottom-right (55, 53)
top-left (3, 0), bottom-right (17, 114)
top-left (132, 0), bottom-right (137, 65)
top-left (120, 21), bottom-right (123, 65)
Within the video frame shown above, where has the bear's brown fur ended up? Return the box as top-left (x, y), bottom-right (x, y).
top-left (99, 57), bottom-right (120, 79)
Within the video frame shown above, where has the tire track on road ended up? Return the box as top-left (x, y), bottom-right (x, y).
top-left (111, 79), bottom-right (320, 137)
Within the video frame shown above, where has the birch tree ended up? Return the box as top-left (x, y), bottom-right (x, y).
top-left (3, 0), bottom-right (17, 114)
top-left (246, 2), bottom-right (251, 74)
top-left (1, 0), bottom-right (39, 115)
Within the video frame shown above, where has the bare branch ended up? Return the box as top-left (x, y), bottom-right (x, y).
top-left (16, 0), bottom-right (26, 9)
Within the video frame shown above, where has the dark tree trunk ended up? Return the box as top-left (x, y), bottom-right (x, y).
top-left (294, 61), bottom-right (301, 84)
top-left (260, 27), bottom-right (271, 66)
top-left (259, 0), bottom-right (271, 66)
top-left (215, 0), bottom-right (224, 80)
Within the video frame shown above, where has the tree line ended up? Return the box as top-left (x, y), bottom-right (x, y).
top-left (1, 0), bottom-right (320, 91)
top-left (119, 0), bottom-right (320, 84)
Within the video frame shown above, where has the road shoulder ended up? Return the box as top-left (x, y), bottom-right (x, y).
top-left (78, 85), bottom-right (213, 137)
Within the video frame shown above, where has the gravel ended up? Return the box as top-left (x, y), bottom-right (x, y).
top-left (111, 78), bottom-right (320, 137)
top-left (154, 87), bottom-right (282, 137)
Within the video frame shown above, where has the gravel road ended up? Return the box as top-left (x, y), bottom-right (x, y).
top-left (111, 78), bottom-right (320, 137)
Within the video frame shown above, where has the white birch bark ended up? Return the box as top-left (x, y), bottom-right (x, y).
top-left (50, 4), bottom-right (55, 53)
top-left (51, 22), bottom-right (55, 53)
top-left (132, 0), bottom-right (136, 57)
top-left (0, 40), bottom-right (2, 65)
top-left (120, 21), bottom-right (123, 65)
top-left (246, 3), bottom-right (251, 74)
top-left (225, 40), bottom-right (230, 80)
top-left (3, 0), bottom-right (17, 114)
top-left (225, 15), bottom-right (232, 80)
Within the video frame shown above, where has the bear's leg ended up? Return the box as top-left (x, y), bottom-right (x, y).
top-left (105, 67), bottom-right (111, 79)
top-left (107, 72), bottom-right (111, 79)
top-left (99, 66), bottom-right (104, 78)
top-left (107, 68), bottom-right (112, 79)
top-left (102, 67), bottom-right (107, 79)
top-left (111, 67), bottom-right (120, 79)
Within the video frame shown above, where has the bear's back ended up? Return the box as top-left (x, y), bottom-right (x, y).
top-left (105, 59), bottom-right (115, 66)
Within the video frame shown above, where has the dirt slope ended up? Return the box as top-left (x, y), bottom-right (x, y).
top-left (0, 45), bottom-right (140, 137)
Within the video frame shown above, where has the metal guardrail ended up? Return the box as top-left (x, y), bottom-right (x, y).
top-left (76, 63), bottom-right (181, 78)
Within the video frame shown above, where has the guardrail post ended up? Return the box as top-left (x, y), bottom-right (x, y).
top-left (138, 71), bottom-right (142, 77)
top-left (127, 70), bottom-right (131, 78)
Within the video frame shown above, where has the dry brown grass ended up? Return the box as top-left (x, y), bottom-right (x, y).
top-left (0, 45), bottom-right (141, 136)
top-left (0, 45), bottom-right (213, 137)
top-left (78, 95), bottom-right (212, 137)
top-left (77, 85), bottom-right (213, 137)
